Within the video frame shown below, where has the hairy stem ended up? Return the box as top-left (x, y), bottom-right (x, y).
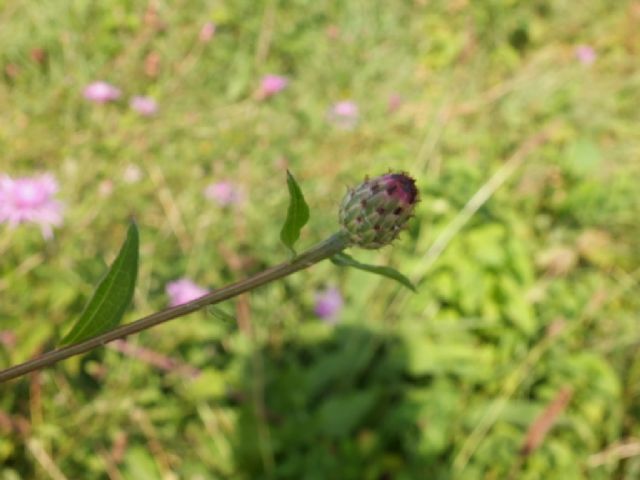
top-left (0, 232), bottom-right (350, 383)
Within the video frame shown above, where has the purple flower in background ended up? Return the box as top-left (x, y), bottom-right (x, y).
top-left (123, 164), bottom-right (143, 184)
top-left (98, 179), bottom-right (114, 197)
top-left (388, 93), bottom-right (403, 113)
top-left (166, 278), bottom-right (209, 307)
top-left (83, 81), bottom-right (121, 103)
top-left (199, 22), bottom-right (216, 42)
top-left (332, 100), bottom-right (358, 117)
top-left (0, 330), bottom-right (17, 348)
top-left (0, 173), bottom-right (63, 239)
top-left (130, 96), bottom-right (158, 116)
top-left (258, 74), bottom-right (289, 99)
top-left (204, 181), bottom-right (243, 206)
top-left (328, 100), bottom-right (359, 129)
top-left (575, 45), bottom-right (596, 65)
top-left (314, 287), bottom-right (343, 323)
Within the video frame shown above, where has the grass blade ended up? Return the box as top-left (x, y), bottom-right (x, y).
top-left (60, 222), bottom-right (139, 345)
top-left (280, 170), bottom-right (310, 255)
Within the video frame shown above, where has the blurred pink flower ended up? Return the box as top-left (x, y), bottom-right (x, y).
top-left (204, 181), bottom-right (243, 206)
top-left (314, 287), bottom-right (343, 323)
top-left (575, 45), bottom-right (596, 65)
top-left (0, 330), bottom-right (17, 348)
top-left (388, 93), bottom-right (403, 113)
top-left (83, 81), bottom-right (121, 103)
top-left (166, 278), bottom-right (209, 307)
top-left (123, 164), bottom-right (143, 184)
top-left (98, 179), bottom-right (114, 197)
top-left (130, 96), bottom-right (158, 116)
top-left (259, 74), bottom-right (289, 98)
top-left (0, 173), bottom-right (63, 239)
top-left (199, 22), bottom-right (216, 42)
top-left (109, 339), bottom-right (201, 378)
top-left (328, 100), bottom-right (359, 129)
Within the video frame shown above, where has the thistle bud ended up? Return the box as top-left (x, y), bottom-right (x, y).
top-left (339, 172), bottom-right (418, 249)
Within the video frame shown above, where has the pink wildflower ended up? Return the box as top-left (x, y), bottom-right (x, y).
top-left (83, 81), bottom-right (121, 103)
top-left (388, 93), bottom-right (403, 113)
top-left (122, 164), bottom-right (143, 184)
top-left (166, 278), bottom-right (209, 307)
top-left (575, 45), bottom-right (596, 65)
top-left (98, 179), bottom-right (114, 197)
top-left (0, 330), bottom-right (17, 348)
top-left (258, 74), bottom-right (289, 99)
top-left (130, 96), bottom-right (158, 116)
top-left (314, 287), bottom-right (343, 323)
top-left (204, 181), bottom-right (243, 206)
top-left (109, 339), bottom-right (201, 378)
top-left (328, 100), bottom-right (359, 129)
top-left (0, 173), bottom-right (64, 239)
top-left (199, 22), bottom-right (216, 43)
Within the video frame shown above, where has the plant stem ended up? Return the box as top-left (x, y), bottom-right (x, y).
top-left (0, 232), bottom-right (350, 383)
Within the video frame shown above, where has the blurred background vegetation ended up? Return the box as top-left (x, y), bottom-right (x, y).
top-left (1, 0), bottom-right (639, 478)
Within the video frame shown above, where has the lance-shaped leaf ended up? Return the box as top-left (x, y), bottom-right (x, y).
top-left (331, 252), bottom-right (416, 292)
top-left (206, 305), bottom-right (236, 323)
top-left (280, 170), bottom-right (310, 256)
top-left (61, 222), bottom-right (139, 345)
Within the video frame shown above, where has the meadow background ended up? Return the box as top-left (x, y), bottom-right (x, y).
top-left (1, 0), bottom-right (640, 478)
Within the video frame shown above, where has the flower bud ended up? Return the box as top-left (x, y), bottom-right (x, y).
top-left (339, 172), bottom-right (418, 249)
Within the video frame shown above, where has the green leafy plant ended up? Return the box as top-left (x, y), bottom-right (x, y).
top-left (0, 171), bottom-right (418, 383)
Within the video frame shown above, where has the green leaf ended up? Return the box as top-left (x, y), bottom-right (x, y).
top-left (565, 138), bottom-right (602, 175)
top-left (206, 305), bottom-right (236, 323)
top-left (331, 252), bottom-right (416, 292)
top-left (60, 222), bottom-right (139, 345)
top-left (318, 389), bottom-right (379, 437)
top-left (279, 170), bottom-right (310, 256)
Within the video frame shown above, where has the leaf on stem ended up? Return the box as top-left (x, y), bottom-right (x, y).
top-left (60, 222), bottom-right (140, 346)
top-left (331, 252), bottom-right (416, 292)
top-left (206, 305), bottom-right (236, 323)
top-left (280, 170), bottom-right (310, 256)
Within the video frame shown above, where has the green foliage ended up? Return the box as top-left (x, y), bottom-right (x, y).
top-left (1, 0), bottom-right (639, 478)
top-left (61, 222), bottom-right (139, 345)
top-left (331, 252), bottom-right (416, 292)
top-left (280, 170), bottom-right (310, 256)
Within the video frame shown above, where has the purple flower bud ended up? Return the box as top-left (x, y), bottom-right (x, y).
top-left (83, 81), bottom-right (121, 103)
top-left (314, 287), bottom-right (343, 323)
top-left (166, 278), bottom-right (209, 307)
top-left (339, 172), bottom-right (418, 249)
